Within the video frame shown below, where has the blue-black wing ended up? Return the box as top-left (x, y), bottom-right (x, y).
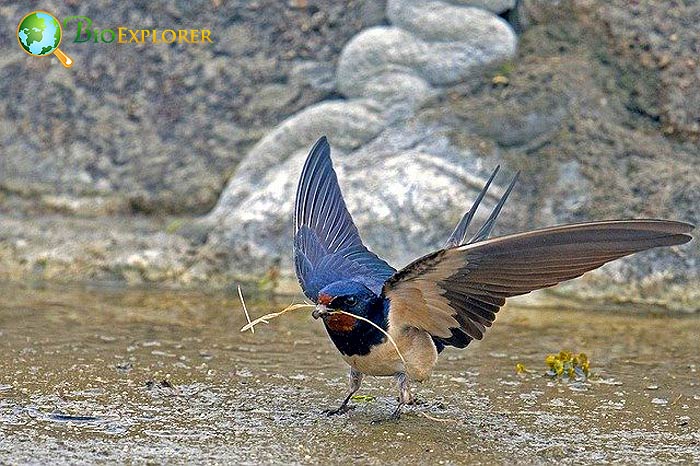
top-left (294, 136), bottom-right (396, 301)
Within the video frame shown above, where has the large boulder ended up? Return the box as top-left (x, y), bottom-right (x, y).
top-left (204, 120), bottom-right (512, 274)
top-left (202, 0), bottom-right (698, 310)
top-left (203, 0), bottom-right (519, 282)
top-left (0, 0), bottom-right (385, 214)
top-left (208, 100), bottom-right (388, 218)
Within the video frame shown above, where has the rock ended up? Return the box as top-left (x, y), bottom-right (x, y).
top-left (0, 213), bottom-right (197, 285)
top-left (361, 72), bottom-right (436, 118)
top-left (432, 3), bottom-right (700, 308)
top-left (0, 0), bottom-right (386, 214)
top-left (207, 100), bottom-right (388, 221)
top-left (202, 0), bottom-right (698, 310)
top-left (206, 0), bottom-right (518, 274)
top-left (337, 20), bottom-right (516, 98)
top-left (1, 0), bottom-right (696, 310)
top-left (509, 0), bottom-right (570, 32)
top-left (246, 84), bottom-right (300, 115)
top-left (451, 0), bottom-right (516, 14)
top-left (289, 60), bottom-right (337, 95)
top-left (387, 0), bottom-right (515, 44)
top-left (203, 121), bottom-right (511, 274)
top-left (596, 1), bottom-right (700, 137)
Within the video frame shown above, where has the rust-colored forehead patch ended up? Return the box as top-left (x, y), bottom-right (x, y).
top-left (318, 293), bottom-right (333, 305)
top-left (326, 313), bottom-right (357, 332)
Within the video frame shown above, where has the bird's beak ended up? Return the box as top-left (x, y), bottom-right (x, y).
top-left (312, 304), bottom-right (331, 319)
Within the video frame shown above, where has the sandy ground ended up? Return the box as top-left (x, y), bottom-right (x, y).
top-left (1, 283), bottom-right (698, 464)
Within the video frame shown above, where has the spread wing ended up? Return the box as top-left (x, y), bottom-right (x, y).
top-left (444, 166), bottom-right (519, 248)
top-left (444, 166), bottom-right (500, 248)
top-left (384, 220), bottom-right (694, 348)
top-left (294, 136), bottom-right (396, 301)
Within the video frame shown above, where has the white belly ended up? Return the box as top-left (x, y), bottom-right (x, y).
top-left (341, 327), bottom-right (438, 381)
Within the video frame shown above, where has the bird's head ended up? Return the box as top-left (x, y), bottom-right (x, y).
top-left (312, 281), bottom-right (377, 323)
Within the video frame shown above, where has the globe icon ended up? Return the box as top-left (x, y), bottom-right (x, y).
top-left (17, 11), bottom-right (73, 67)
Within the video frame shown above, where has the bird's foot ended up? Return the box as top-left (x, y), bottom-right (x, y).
top-left (406, 396), bottom-right (424, 406)
top-left (390, 404), bottom-right (403, 420)
top-left (370, 404), bottom-right (403, 424)
top-left (429, 400), bottom-right (447, 410)
top-left (324, 404), bottom-right (355, 416)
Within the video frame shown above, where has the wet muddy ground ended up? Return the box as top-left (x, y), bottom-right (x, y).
top-left (1, 282), bottom-right (699, 464)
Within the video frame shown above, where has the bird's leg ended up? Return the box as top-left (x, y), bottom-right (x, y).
top-left (325, 367), bottom-right (363, 416)
top-left (391, 372), bottom-right (412, 420)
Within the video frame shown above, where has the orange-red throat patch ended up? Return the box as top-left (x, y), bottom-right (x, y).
top-left (326, 313), bottom-right (357, 332)
top-left (318, 293), bottom-right (333, 306)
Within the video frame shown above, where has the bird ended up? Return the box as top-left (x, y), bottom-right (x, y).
top-left (293, 136), bottom-right (694, 419)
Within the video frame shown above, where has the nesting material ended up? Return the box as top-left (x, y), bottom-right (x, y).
top-left (237, 291), bottom-right (406, 366)
top-left (237, 285), bottom-right (254, 334)
top-left (239, 302), bottom-right (313, 333)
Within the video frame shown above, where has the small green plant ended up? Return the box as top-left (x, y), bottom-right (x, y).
top-left (165, 218), bottom-right (185, 234)
top-left (496, 61), bottom-right (516, 77)
top-left (545, 351), bottom-right (590, 380)
top-left (350, 394), bottom-right (376, 403)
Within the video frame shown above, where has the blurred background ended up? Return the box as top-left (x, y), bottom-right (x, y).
top-left (1, 0), bottom-right (698, 309)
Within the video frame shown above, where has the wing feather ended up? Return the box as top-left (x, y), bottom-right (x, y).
top-left (293, 137), bottom-right (396, 300)
top-left (445, 166), bottom-right (500, 248)
top-left (385, 220), bottom-right (693, 347)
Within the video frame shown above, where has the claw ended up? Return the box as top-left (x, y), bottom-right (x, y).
top-left (370, 403), bottom-right (403, 424)
top-left (324, 404), bottom-right (355, 416)
top-left (390, 403), bottom-right (403, 420)
top-left (406, 396), bottom-right (423, 406)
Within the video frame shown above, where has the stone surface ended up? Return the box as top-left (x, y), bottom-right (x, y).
top-left (431, 0), bottom-right (700, 308)
top-left (598, 1), bottom-right (700, 137)
top-left (207, 100), bottom-right (389, 218)
top-left (0, 212), bottom-right (197, 285)
top-left (205, 120), bottom-right (511, 274)
top-left (201, 0), bottom-right (698, 309)
top-left (0, 0), bottom-right (697, 310)
top-left (338, 5), bottom-right (516, 100)
top-left (0, 0), bottom-right (386, 214)
top-left (206, 0), bottom-right (519, 272)
top-left (453, 0), bottom-right (517, 14)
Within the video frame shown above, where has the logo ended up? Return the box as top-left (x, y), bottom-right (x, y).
top-left (17, 11), bottom-right (214, 69)
top-left (17, 10), bottom-right (73, 68)
top-left (63, 16), bottom-right (214, 45)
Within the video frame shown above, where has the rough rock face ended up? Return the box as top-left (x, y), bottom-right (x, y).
top-left (434, 1), bottom-right (700, 308)
top-left (207, 120), bottom-right (511, 274)
top-left (598, 1), bottom-right (700, 137)
top-left (0, 0), bottom-right (697, 309)
top-left (457, 0), bottom-right (515, 14)
top-left (203, 0), bottom-right (518, 277)
top-left (204, 0), bottom-right (518, 273)
top-left (205, 0), bottom-right (516, 217)
top-left (203, 0), bottom-right (698, 309)
top-left (0, 0), bottom-right (385, 214)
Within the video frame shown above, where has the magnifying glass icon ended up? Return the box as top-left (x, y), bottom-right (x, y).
top-left (17, 10), bottom-right (73, 68)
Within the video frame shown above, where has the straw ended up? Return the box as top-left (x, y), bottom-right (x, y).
top-left (236, 291), bottom-right (407, 369)
top-left (239, 303), bottom-right (314, 333)
top-left (238, 285), bottom-right (254, 334)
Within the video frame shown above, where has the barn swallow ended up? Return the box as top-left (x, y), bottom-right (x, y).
top-left (294, 136), bottom-right (694, 419)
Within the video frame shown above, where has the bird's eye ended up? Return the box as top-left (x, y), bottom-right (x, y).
top-left (345, 296), bottom-right (357, 306)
